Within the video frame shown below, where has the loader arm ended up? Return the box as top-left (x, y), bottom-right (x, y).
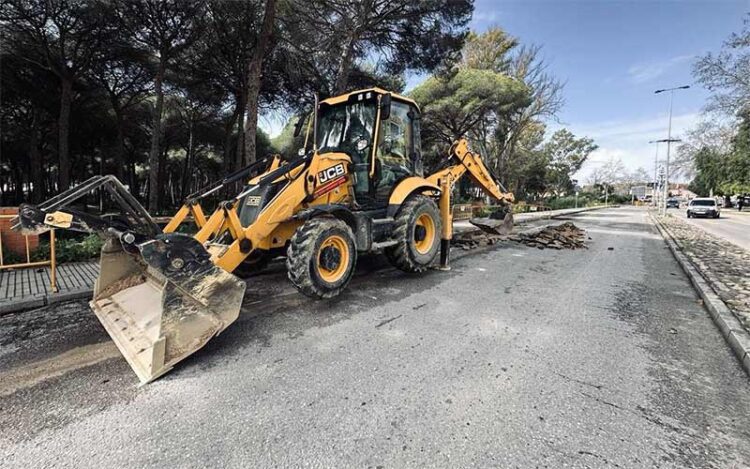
top-left (164, 155), bottom-right (281, 234)
top-left (14, 175), bottom-right (161, 240)
top-left (425, 139), bottom-right (515, 268)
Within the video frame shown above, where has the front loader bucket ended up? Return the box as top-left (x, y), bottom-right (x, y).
top-left (91, 234), bottom-right (246, 384)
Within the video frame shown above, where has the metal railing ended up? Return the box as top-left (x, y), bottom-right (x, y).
top-left (0, 215), bottom-right (58, 292)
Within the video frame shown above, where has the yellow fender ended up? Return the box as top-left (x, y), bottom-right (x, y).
top-left (387, 176), bottom-right (441, 217)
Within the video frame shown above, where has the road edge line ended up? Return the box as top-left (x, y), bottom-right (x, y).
top-left (650, 212), bottom-right (750, 376)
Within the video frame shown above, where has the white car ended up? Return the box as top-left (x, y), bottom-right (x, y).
top-left (687, 198), bottom-right (720, 218)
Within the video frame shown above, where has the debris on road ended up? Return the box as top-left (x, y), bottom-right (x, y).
top-left (452, 222), bottom-right (588, 251)
top-left (451, 231), bottom-right (505, 250)
top-left (509, 222), bottom-right (588, 250)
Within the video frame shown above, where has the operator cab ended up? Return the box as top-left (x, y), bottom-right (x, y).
top-left (315, 88), bottom-right (423, 208)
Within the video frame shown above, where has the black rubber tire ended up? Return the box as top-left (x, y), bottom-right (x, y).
top-left (385, 195), bottom-right (442, 273)
top-left (232, 250), bottom-right (272, 278)
top-left (287, 218), bottom-right (357, 299)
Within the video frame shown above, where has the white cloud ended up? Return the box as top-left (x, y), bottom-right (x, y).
top-left (627, 55), bottom-right (693, 84)
top-left (472, 10), bottom-right (500, 24)
top-left (569, 111), bottom-right (700, 182)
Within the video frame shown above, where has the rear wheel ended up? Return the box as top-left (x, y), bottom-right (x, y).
top-left (386, 195), bottom-right (442, 273)
top-left (287, 218), bottom-right (357, 299)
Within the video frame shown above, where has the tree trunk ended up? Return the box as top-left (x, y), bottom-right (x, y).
top-left (29, 108), bottom-right (45, 203)
top-left (181, 120), bottom-right (194, 200)
top-left (334, 32), bottom-right (359, 95)
top-left (157, 146), bottom-right (168, 211)
top-left (112, 106), bottom-right (126, 182)
top-left (129, 159), bottom-right (138, 195)
top-left (13, 164), bottom-right (24, 203)
top-left (235, 86), bottom-right (247, 170)
top-left (58, 77), bottom-right (73, 191)
top-left (148, 56), bottom-right (167, 212)
top-left (243, 0), bottom-right (277, 165)
top-left (223, 104), bottom-right (240, 174)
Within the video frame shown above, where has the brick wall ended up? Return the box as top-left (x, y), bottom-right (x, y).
top-left (0, 207), bottom-right (39, 258)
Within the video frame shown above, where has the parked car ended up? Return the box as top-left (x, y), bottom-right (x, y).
top-left (666, 198), bottom-right (680, 209)
top-left (687, 198), bottom-right (720, 218)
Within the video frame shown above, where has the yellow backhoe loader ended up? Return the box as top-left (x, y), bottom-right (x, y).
top-left (15, 88), bottom-right (514, 384)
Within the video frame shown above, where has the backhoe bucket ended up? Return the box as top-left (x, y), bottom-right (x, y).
top-left (470, 211), bottom-right (514, 235)
top-left (91, 234), bottom-right (246, 384)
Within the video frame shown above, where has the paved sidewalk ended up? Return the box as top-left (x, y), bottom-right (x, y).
top-left (660, 214), bottom-right (750, 332)
top-left (0, 262), bottom-right (98, 314)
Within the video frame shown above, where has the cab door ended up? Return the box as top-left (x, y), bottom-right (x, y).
top-left (371, 100), bottom-right (421, 201)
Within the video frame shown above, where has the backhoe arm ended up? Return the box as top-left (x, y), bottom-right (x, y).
top-left (425, 139), bottom-right (515, 269)
top-left (426, 139), bottom-right (514, 204)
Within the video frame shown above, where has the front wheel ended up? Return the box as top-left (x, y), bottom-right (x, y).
top-left (232, 250), bottom-right (272, 278)
top-left (287, 218), bottom-right (357, 299)
top-left (385, 195), bottom-right (442, 273)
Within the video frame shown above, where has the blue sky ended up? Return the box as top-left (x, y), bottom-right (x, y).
top-left (262, 0), bottom-right (748, 181)
top-left (461, 0), bottom-right (749, 181)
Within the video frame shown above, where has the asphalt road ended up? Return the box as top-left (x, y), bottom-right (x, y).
top-left (1, 207), bottom-right (749, 468)
top-left (673, 206), bottom-right (750, 248)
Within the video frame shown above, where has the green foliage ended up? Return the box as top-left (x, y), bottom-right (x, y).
top-left (460, 29), bottom-right (519, 72)
top-left (410, 68), bottom-right (530, 168)
top-left (688, 16), bottom-right (750, 196)
top-left (689, 112), bottom-right (750, 196)
top-left (541, 129), bottom-right (598, 195)
top-left (271, 115), bottom-right (310, 160)
top-left (2, 234), bottom-right (104, 265)
top-left (409, 26), bottom-right (588, 201)
top-left (693, 13), bottom-right (750, 115)
top-left (0, 0), bottom-right (473, 209)
top-left (42, 235), bottom-right (104, 263)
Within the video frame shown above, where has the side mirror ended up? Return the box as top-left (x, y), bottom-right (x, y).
top-left (356, 138), bottom-right (369, 152)
top-left (379, 94), bottom-right (391, 120)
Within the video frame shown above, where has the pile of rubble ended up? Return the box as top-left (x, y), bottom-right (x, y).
top-left (451, 231), bottom-right (505, 250)
top-left (510, 222), bottom-right (588, 250)
top-left (452, 221), bottom-right (588, 251)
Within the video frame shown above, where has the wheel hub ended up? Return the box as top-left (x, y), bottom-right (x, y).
top-left (319, 245), bottom-right (341, 272)
top-left (414, 225), bottom-right (427, 242)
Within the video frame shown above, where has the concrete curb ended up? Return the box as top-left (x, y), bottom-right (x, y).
top-left (0, 288), bottom-right (92, 316)
top-left (515, 204), bottom-right (619, 223)
top-left (650, 213), bottom-right (750, 376)
top-left (454, 204), bottom-right (618, 234)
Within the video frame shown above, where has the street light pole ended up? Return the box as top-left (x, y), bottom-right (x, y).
top-left (655, 85), bottom-right (690, 216)
top-left (649, 138), bottom-right (681, 212)
top-left (649, 140), bottom-right (660, 207)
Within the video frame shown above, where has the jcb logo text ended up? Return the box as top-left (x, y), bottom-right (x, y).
top-left (318, 164), bottom-right (346, 184)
